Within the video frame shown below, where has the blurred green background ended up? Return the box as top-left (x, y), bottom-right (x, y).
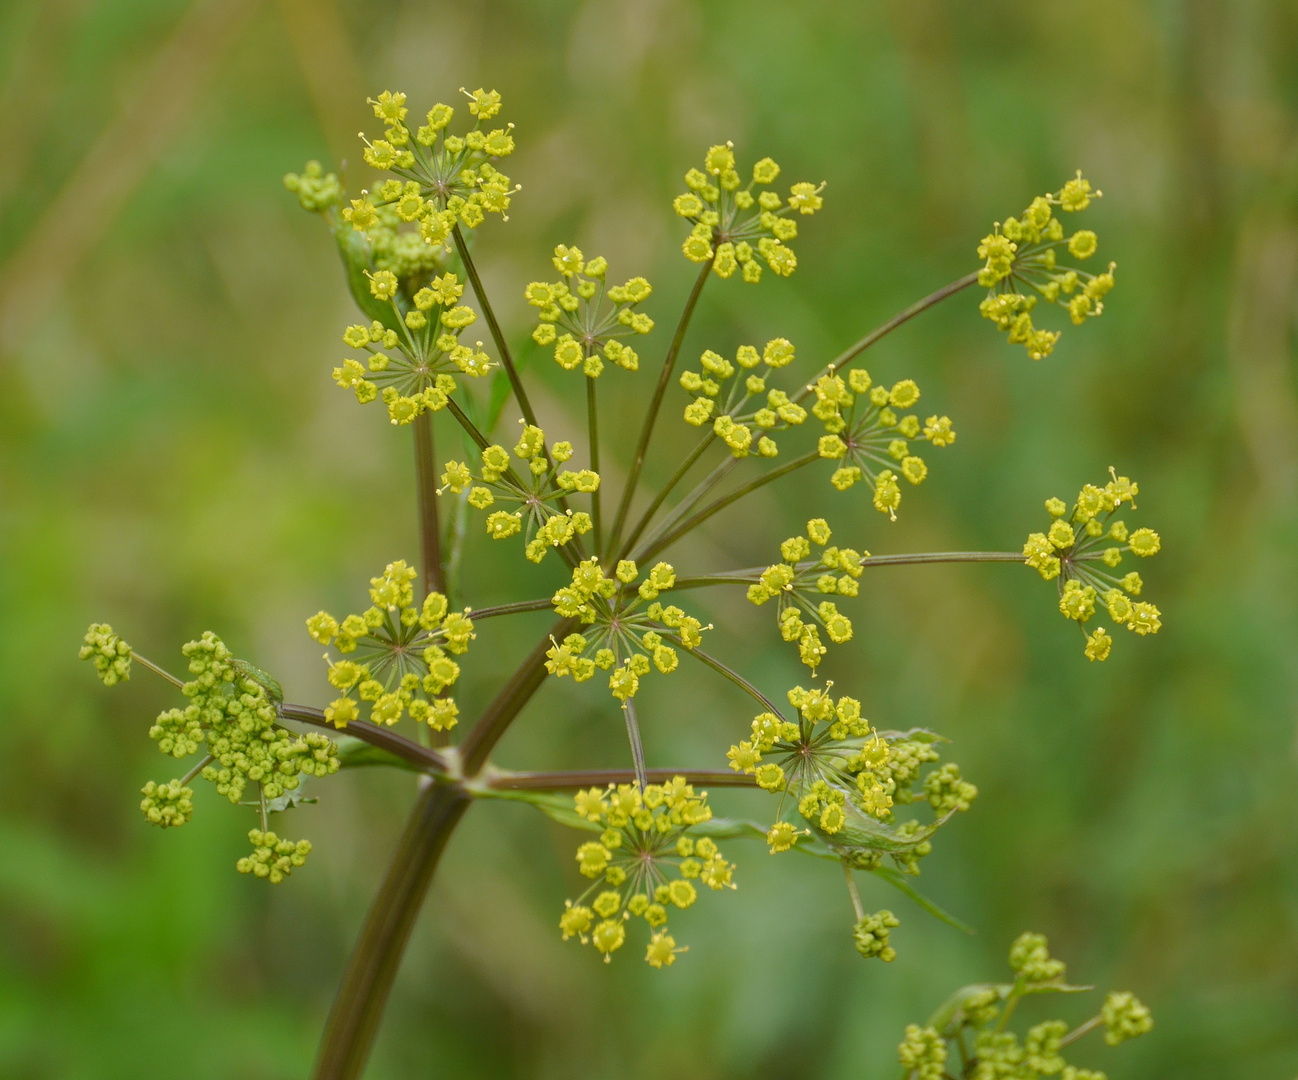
top-left (2, 0), bottom-right (1296, 1076)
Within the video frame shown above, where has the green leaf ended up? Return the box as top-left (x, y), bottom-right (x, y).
top-left (870, 864), bottom-right (974, 934)
top-left (330, 217), bottom-right (401, 330)
top-left (820, 801), bottom-right (956, 855)
top-left (924, 978), bottom-right (1095, 1034)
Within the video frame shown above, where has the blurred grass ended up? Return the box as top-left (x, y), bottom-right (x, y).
top-left (1, 0), bottom-right (1296, 1077)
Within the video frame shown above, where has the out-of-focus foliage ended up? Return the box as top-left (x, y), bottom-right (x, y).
top-left (1, 1), bottom-right (1295, 1077)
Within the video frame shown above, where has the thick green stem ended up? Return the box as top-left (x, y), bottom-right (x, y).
top-left (413, 411), bottom-right (445, 595)
top-left (638, 450), bottom-right (820, 562)
top-left (452, 225), bottom-right (540, 429)
top-left (311, 780), bottom-right (470, 1080)
top-left (487, 767), bottom-right (753, 790)
top-left (793, 271), bottom-right (980, 405)
top-left (606, 258), bottom-right (713, 556)
top-left (458, 616), bottom-right (578, 776)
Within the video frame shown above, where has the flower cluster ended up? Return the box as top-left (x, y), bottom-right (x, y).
top-left (977, 172), bottom-right (1116, 360)
top-left (282, 160), bottom-right (342, 213)
top-left (180, 633), bottom-right (340, 806)
top-left (897, 932), bottom-right (1152, 1080)
top-left (332, 269), bottom-right (492, 426)
top-left (353, 88), bottom-right (517, 239)
top-left (306, 560), bottom-right (474, 730)
top-left (139, 779), bottom-right (193, 829)
top-left (727, 684), bottom-right (975, 866)
top-left (678, 337), bottom-right (804, 458)
top-left (560, 778), bottom-right (733, 966)
top-left (82, 625), bottom-right (342, 882)
top-left (527, 246), bottom-right (652, 375)
top-left (237, 828), bottom-right (312, 885)
top-left (1021, 469), bottom-right (1161, 660)
top-left (440, 424), bottom-right (597, 563)
top-left (547, 558), bottom-right (708, 701)
top-left (812, 369), bottom-right (955, 517)
top-left (79, 623), bottom-right (132, 686)
top-left (673, 142), bottom-right (824, 281)
top-left (745, 517), bottom-right (866, 671)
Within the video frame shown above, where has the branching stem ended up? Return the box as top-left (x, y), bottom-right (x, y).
top-left (606, 258), bottom-right (713, 555)
top-left (638, 450), bottom-right (820, 562)
top-left (453, 225), bottom-right (540, 429)
top-left (129, 651), bottom-right (185, 689)
top-left (622, 698), bottom-right (648, 792)
top-left (280, 703), bottom-right (447, 773)
top-left (793, 271), bottom-right (980, 405)
top-left (412, 411), bottom-right (445, 595)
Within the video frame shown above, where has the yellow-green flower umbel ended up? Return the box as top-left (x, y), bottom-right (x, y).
top-left (811, 369), bottom-right (955, 517)
top-left (560, 777), bottom-right (732, 966)
top-left (547, 557), bottom-right (708, 702)
top-left (746, 518), bottom-right (867, 672)
top-left (307, 560), bottom-right (474, 731)
top-left (440, 423), bottom-right (598, 564)
top-left (674, 142), bottom-right (825, 281)
top-left (1021, 468), bottom-right (1161, 660)
top-left (678, 337), bottom-right (806, 458)
top-left (727, 683), bottom-right (975, 867)
top-left (896, 932), bottom-right (1152, 1079)
top-left (526, 247), bottom-right (653, 376)
top-left (977, 171), bottom-right (1116, 360)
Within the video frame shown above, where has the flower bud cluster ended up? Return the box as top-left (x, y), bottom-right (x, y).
top-left (977, 171), bottom-right (1116, 360)
top-left (179, 633), bottom-right (339, 805)
top-left (547, 558), bottom-right (707, 701)
top-left (236, 828), bottom-right (312, 885)
top-left (1022, 468), bottom-right (1161, 660)
top-left (139, 779), bottom-right (193, 828)
top-left (853, 909), bottom-right (901, 961)
top-left (746, 517), bottom-right (866, 672)
top-left (83, 624), bottom-right (342, 880)
top-left (673, 142), bottom-right (824, 281)
top-left (560, 777), bottom-right (732, 966)
top-left (812, 369), bottom-right (955, 517)
top-left (527, 246), bottom-right (652, 376)
top-left (441, 424), bottom-right (597, 564)
top-left (307, 560), bottom-right (473, 731)
top-left (897, 932), bottom-right (1153, 1079)
top-left (79, 623), bottom-right (132, 686)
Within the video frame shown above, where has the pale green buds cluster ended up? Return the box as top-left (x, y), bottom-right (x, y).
top-left (898, 932), bottom-right (1152, 1079)
top-left (236, 829), bottom-right (312, 884)
top-left (79, 623), bottom-right (131, 686)
top-left (853, 909), bottom-right (900, 961)
top-left (140, 779), bottom-right (193, 828)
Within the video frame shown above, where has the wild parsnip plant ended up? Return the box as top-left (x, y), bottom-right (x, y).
top-left (80, 88), bottom-right (1159, 1078)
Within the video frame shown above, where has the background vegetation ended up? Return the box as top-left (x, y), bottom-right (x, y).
top-left (1, 0), bottom-right (1295, 1076)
